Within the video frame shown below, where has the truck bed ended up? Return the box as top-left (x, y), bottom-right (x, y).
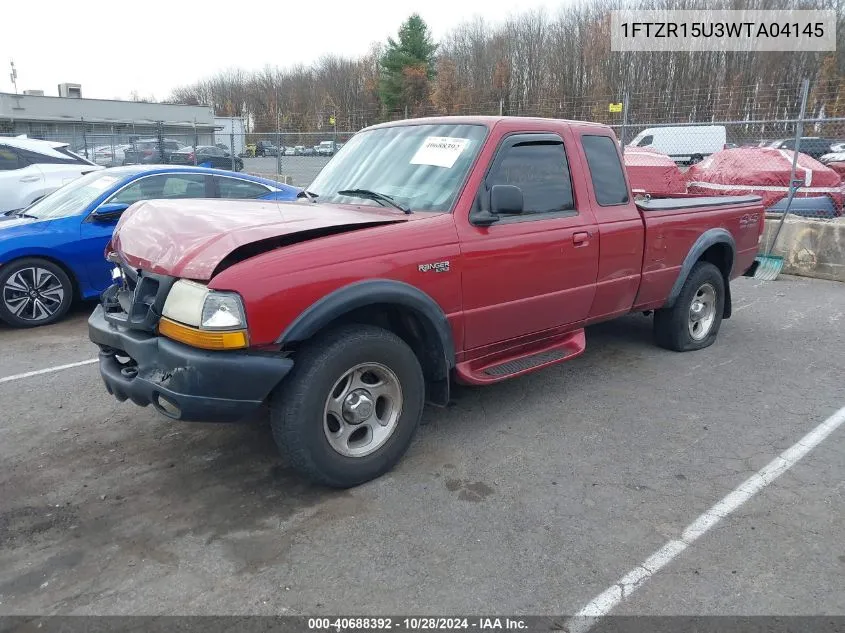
top-left (633, 194), bottom-right (764, 311)
top-left (636, 194), bottom-right (761, 211)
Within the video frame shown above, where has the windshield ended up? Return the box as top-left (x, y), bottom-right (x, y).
top-left (24, 170), bottom-right (128, 220)
top-left (308, 123), bottom-right (487, 212)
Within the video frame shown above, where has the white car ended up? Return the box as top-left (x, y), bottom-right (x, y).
top-left (819, 151), bottom-right (845, 164)
top-left (0, 137), bottom-right (103, 213)
top-left (86, 144), bottom-right (131, 167)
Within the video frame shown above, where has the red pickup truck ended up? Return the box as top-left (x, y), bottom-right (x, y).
top-left (89, 116), bottom-right (764, 487)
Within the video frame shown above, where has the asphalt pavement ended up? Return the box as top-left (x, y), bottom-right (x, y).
top-left (242, 156), bottom-right (329, 187)
top-left (0, 275), bottom-right (843, 619)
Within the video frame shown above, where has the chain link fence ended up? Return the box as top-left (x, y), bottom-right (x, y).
top-left (2, 77), bottom-right (843, 279)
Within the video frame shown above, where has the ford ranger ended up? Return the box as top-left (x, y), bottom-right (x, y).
top-left (88, 116), bottom-right (765, 487)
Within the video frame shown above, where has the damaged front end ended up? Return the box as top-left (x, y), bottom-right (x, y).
top-left (89, 257), bottom-right (292, 422)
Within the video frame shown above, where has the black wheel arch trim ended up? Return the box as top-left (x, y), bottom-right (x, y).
top-left (277, 279), bottom-right (456, 370)
top-left (664, 228), bottom-right (735, 316)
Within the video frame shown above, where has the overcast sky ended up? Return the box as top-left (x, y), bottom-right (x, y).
top-left (1, 0), bottom-right (563, 101)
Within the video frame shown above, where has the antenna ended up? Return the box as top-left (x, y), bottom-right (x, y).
top-left (9, 60), bottom-right (17, 94)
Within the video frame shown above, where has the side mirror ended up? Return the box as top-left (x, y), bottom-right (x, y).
top-left (490, 184), bottom-right (523, 214)
top-left (91, 202), bottom-right (130, 221)
top-left (471, 184), bottom-right (525, 227)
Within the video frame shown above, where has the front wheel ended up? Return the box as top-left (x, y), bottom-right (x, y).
top-left (653, 261), bottom-right (725, 352)
top-left (269, 324), bottom-right (425, 488)
top-left (0, 258), bottom-right (73, 328)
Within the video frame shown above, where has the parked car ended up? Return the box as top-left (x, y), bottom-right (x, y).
top-left (170, 146), bottom-right (244, 171)
top-left (293, 145), bottom-right (306, 156)
top-left (0, 166), bottom-right (300, 327)
top-left (91, 144), bottom-right (131, 167)
top-left (766, 137), bottom-right (839, 160)
top-left (0, 136), bottom-right (102, 214)
top-left (123, 139), bottom-right (187, 165)
top-left (316, 140), bottom-right (337, 156)
top-left (284, 146), bottom-right (298, 156)
top-left (819, 151), bottom-right (845, 164)
top-left (628, 125), bottom-right (727, 164)
top-left (302, 146), bottom-right (316, 156)
top-left (89, 116), bottom-right (765, 488)
top-left (255, 140), bottom-right (279, 157)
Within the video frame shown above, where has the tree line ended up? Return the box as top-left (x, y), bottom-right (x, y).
top-left (167, 0), bottom-right (845, 134)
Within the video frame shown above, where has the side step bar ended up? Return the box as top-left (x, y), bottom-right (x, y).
top-left (455, 329), bottom-right (586, 385)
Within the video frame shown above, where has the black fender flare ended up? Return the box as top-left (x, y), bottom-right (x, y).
top-left (277, 279), bottom-right (456, 371)
top-left (665, 228), bottom-right (735, 316)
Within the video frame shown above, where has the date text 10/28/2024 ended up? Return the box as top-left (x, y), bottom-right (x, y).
top-left (308, 618), bottom-right (528, 631)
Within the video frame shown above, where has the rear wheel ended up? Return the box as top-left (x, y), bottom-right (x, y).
top-left (269, 324), bottom-right (425, 488)
top-left (654, 262), bottom-right (724, 352)
top-left (0, 257), bottom-right (73, 328)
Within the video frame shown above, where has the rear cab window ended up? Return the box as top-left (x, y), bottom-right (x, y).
top-left (581, 135), bottom-right (630, 206)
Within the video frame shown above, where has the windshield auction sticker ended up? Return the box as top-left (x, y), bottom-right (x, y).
top-left (610, 9), bottom-right (836, 52)
top-left (410, 137), bottom-right (471, 169)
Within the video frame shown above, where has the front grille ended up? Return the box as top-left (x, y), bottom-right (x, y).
top-left (102, 260), bottom-right (177, 332)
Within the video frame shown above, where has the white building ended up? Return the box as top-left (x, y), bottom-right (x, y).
top-left (0, 90), bottom-right (217, 152)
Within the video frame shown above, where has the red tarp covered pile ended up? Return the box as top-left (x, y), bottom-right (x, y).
top-left (685, 148), bottom-right (844, 210)
top-left (623, 147), bottom-right (687, 195)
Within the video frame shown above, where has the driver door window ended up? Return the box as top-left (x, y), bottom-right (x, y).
top-left (108, 174), bottom-right (209, 205)
top-left (0, 147), bottom-right (24, 170)
top-left (483, 136), bottom-right (575, 217)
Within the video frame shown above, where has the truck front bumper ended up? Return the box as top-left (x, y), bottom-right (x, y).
top-left (88, 305), bottom-right (292, 422)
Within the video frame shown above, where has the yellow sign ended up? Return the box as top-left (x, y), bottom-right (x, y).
top-left (329, 116), bottom-right (336, 125)
top-left (609, 103), bottom-right (623, 113)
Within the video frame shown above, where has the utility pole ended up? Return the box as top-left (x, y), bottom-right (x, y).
top-left (9, 60), bottom-right (17, 94)
top-left (620, 91), bottom-right (629, 156)
top-left (277, 109), bottom-right (282, 177)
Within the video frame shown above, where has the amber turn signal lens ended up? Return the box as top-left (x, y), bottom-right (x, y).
top-left (158, 317), bottom-right (248, 350)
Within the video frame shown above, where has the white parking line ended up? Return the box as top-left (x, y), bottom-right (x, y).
top-left (0, 358), bottom-right (98, 384)
top-left (567, 404), bottom-right (845, 633)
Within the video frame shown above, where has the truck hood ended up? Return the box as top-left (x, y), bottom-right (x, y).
top-left (112, 198), bottom-right (410, 280)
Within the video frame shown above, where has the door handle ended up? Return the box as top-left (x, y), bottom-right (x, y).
top-left (19, 175), bottom-right (41, 183)
top-left (572, 231), bottom-right (591, 246)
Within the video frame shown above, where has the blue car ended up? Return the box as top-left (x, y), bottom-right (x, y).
top-left (0, 165), bottom-right (300, 327)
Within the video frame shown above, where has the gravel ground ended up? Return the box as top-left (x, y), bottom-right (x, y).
top-left (0, 275), bottom-right (843, 619)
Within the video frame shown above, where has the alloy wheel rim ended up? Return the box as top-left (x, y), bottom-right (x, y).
top-left (3, 267), bottom-right (65, 322)
top-left (323, 362), bottom-right (403, 458)
top-left (688, 282), bottom-right (717, 341)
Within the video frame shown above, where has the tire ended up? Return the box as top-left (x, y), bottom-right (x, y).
top-left (0, 257), bottom-right (74, 328)
top-left (653, 262), bottom-right (725, 352)
top-left (269, 324), bottom-right (425, 488)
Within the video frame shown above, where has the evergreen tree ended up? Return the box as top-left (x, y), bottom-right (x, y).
top-left (380, 14), bottom-right (438, 113)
